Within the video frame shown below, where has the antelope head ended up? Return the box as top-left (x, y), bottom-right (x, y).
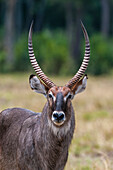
top-left (28, 22), bottom-right (90, 127)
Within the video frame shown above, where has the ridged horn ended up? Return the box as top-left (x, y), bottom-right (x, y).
top-left (65, 21), bottom-right (90, 89)
top-left (28, 22), bottom-right (56, 89)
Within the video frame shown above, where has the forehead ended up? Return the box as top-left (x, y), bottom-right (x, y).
top-left (49, 86), bottom-right (71, 97)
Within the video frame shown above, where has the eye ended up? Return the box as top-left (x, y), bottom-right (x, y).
top-left (68, 94), bottom-right (72, 99)
top-left (48, 93), bottom-right (53, 98)
top-left (64, 93), bottom-right (72, 102)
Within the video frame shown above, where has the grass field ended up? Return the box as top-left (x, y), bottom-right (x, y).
top-left (0, 73), bottom-right (113, 170)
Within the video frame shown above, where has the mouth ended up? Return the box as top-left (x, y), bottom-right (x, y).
top-left (52, 111), bottom-right (66, 126)
top-left (52, 119), bottom-right (65, 126)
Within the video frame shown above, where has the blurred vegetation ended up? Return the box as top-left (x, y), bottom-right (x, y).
top-left (13, 31), bottom-right (113, 75)
top-left (14, 30), bottom-right (75, 75)
top-left (89, 35), bottom-right (113, 75)
top-left (0, 0), bottom-right (113, 75)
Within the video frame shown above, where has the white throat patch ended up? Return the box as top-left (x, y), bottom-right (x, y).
top-left (48, 118), bottom-right (71, 138)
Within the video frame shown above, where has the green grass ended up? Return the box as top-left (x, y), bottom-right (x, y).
top-left (0, 73), bottom-right (113, 170)
top-left (83, 110), bottom-right (108, 121)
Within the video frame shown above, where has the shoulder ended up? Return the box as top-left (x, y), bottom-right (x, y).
top-left (0, 108), bottom-right (41, 128)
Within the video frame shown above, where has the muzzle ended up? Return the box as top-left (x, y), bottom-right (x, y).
top-left (52, 111), bottom-right (65, 126)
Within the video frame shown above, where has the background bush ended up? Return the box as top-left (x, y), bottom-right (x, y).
top-left (88, 35), bottom-right (113, 75)
top-left (14, 30), bottom-right (75, 75)
top-left (13, 31), bottom-right (113, 76)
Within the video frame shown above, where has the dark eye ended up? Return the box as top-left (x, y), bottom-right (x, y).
top-left (68, 94), bottom-right (72, 99)
top-left (48, 94), bottom-right (53, 98)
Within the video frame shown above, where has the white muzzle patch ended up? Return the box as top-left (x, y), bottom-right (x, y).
top-left (52, 111), bottom-right (66, 126)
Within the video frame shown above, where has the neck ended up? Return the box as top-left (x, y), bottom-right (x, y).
top-left (34, 102), bottom-right (75, 169)
top-left (41, 102), bottom-right (75, 141)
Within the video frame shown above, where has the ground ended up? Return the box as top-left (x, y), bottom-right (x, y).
top-left (0, 74), bottom-right (113, 170)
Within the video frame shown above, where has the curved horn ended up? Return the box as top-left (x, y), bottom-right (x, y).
top-left (28, 22), bottom-right (56, 88)
top-left (65, 22), bottom-right (90, 89)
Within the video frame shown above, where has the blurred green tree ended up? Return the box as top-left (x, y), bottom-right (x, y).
top-left (0, 0), bottom-right (112, 75)
top-left (101, 0), bottom-right (110, 37)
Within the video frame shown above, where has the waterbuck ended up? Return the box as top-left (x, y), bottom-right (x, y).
top-left (0, 22), bottom-right (90, 170)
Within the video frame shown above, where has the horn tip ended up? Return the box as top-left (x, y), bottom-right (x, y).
top-left (30, 20), bottom-right (34, 29)
top-left (80, 21), bottom-right (89, 42)
top-left (80, 20), bottom-right (85, 29)
top-left (80, 20), bottom-right (83, 25)
top-left (28, 20), bottom-right (34, 41)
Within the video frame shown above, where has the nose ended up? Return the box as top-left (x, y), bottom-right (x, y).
top-left (52, 111), bottom-right (65, 124)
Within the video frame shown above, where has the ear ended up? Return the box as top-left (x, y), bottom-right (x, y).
top-left (29, 74), bottom-right (49, 97)
top-left (71, 75), bottom-right (88, 96)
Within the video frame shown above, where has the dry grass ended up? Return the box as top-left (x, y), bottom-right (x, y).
top-left (0, 73), bottom-right (113, 170)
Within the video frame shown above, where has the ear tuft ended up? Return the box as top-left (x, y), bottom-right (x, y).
top-left (29, 74), bottom-right (36, 80)
top-left (84, 74), bottom-right (88, 79)
top-left (29, 74), bottom-right (36, 87)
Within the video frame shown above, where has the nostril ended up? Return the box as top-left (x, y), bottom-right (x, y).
top-left (53, 112), bottom-right (59, 119)
top-left (58, 113), bottom-right (64, 120)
